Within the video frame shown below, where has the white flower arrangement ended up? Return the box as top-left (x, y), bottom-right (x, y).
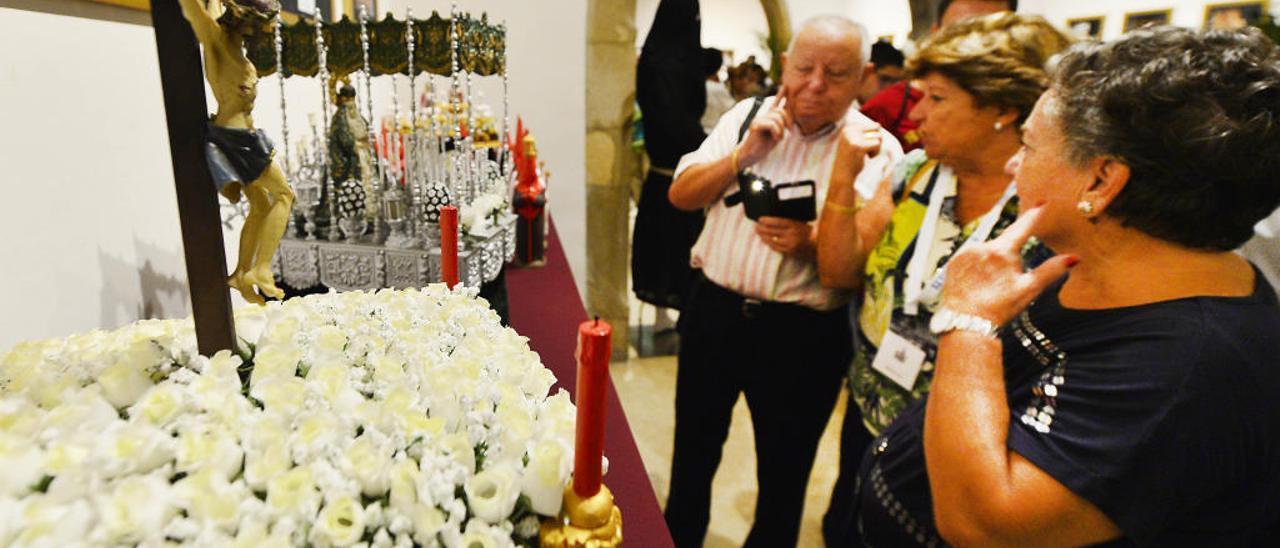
top-left (0, 286), bottom-right (576, 547)
top-left (459, 192), bottom-right (510, 239)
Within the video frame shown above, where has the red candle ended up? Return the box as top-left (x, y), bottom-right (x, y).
top-left (572, 318), bottom-right (612, 498)
top-left (440, 205), bottom-right (459, 288)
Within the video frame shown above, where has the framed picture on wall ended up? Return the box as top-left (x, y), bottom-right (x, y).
top-left (342, 0), bottom-right (378, 20)
top-left (1066, 16), bottom-right (1105, 39)
top-left (1123, 9), bottom-right (1173, 32)
top-left (281, 0), bottom-right (334, 21)
top-left (1204, 1), bottom-right (1269, 30)
top-left (86, 0), bottom-right (148, 10)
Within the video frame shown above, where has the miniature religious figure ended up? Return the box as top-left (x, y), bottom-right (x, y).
top-left (180, 0), bottom-right (295, 305)
top-left (513, 133), bottom-right (547, 266)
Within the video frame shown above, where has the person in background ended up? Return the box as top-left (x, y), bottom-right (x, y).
top-left (818, 12), bottom-right (1072, 546)
top-left (857, 25), bottom-right (1280, 545)
top-left (632, 0), bottom-right (707, 322)
top-left (858, 40), bottom-right (905, 103)
top-left (701, 47), bottom-right (736, 133)
top-left (861, 0), bottom-right (1017, 152)
top-left (663, 15), bottom-right (902, 547)
top-left (728, 55), bottom-right (768, 101)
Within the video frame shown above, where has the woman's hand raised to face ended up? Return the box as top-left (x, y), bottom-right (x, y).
top-left (833, 122), bottom-right (883, 175)
top-left (738, 86), bottom-right (794, 169)
top-left (940, 206), bottom-right (1080, 326)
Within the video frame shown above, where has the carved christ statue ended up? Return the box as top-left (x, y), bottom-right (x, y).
top-left (179, 0), bottom-right (294, 305)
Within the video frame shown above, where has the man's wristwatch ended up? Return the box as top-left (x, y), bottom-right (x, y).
top-left (929, 307), bottom-right (1002, 338)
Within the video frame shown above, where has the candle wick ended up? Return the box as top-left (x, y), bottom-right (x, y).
top-left (594, 316), bottom-right (599, 326)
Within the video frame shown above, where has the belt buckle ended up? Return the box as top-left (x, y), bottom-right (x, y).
top-left (741, 298), bottom-right (763, 319)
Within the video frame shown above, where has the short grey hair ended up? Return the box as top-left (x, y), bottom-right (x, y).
top-left (786, 15), bottom-right (871, 68)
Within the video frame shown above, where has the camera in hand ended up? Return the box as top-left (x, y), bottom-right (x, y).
top-left (727, 171), bottom-right (817, 222)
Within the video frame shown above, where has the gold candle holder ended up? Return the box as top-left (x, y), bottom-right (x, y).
top-left (539, 483), bottom-right (623, 547)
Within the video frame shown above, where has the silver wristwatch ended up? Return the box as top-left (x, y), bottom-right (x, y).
top-left (929, 307), bottom-right (1001, 338)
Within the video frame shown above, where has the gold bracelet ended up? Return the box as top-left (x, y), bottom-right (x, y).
top-left (730, 146), bottom-right (741, 174)
top-left (824, 199), bottom-right (863, 216)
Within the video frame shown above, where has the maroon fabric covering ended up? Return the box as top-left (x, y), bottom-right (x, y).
top-left (506, 218), bottom-right (674, 546)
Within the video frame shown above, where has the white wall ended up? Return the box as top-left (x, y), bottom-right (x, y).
top-left (0, 3), bottom-right (192, 349)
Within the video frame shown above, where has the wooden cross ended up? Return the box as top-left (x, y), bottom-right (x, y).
top-left (149, 0), bottom-right (237, 355)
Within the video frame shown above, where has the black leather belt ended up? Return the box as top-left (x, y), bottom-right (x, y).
top-left (697, 275), bottom-right (827, 320)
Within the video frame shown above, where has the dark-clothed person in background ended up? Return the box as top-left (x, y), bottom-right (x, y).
top-left (853, 26), bottom-right (1280, 546)
top-left (632, 0), bottom-right (708, 312)
top-left (861, 0), bottom-right (1017, 152)
top-left (858, 40), bottom-right (905, 103)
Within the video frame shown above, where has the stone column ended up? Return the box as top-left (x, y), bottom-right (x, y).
top-left (585, 0), bottom-right (639, 361)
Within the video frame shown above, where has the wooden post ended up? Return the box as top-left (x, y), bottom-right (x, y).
top-left (150, 0), bottom-right (237, 355)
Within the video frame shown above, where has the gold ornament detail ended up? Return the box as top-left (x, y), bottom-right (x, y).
top-left (539, 483), bottom-right (623, 548)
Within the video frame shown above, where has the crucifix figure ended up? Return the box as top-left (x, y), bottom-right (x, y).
top-left (179, 0), bottom-right (294, 305)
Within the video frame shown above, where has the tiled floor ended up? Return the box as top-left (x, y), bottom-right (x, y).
top-left (610, 352), bottom-right (849, 547)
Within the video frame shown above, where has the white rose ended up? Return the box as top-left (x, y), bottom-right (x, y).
top-left (96, 474), bottom-right (175, 543)
top-left (453, 519), bottom-right (502, 548)
top-left (98, 421), bottom-right (174, 477)
top-left (464, 462), bottom-right (519, 525)
top-left (493, 400), bottom-right (535, 465)
top-left (370, 527), bottom-right (394, 548)
top-left (233, 307), bottom-right (270, 345)
top-left (521, 438), bottom-right (569, 516)
top-left (252, 377), bottom-right (306, 419)
top-left (130, 383), bottom-right (187, 427)
top-left (439, 432), bottom-right (476, 476)
top-left (174, 469), bottom-right (244, 531)
top-left (244, 441), bottom-right (291, 492)
top-left (39, 388), bottom-right (118, 442)
top-left (41, 438), bottom-right (89, 477)
top-left (409, 503), bottom-right (446, 545)
top-left (312, 496), bottom-right (366, 547)
top-left (292, 415), bottom-right (348, 461)
top-left (250, 345), bottom-right (303, 388)
top-left (387, 458), bottom-right (420, 515)
top-left (538, 390), bottom-right (577, 442)
top-left (202, 349), bottom-right (244, 378)
top-left (44, 469), bottom-right (96, 504)
top-left (13, 497), bottom-right (94, 546)
top-left (0, 433), bottom-right (44, 497)
top-left (344, 436), bottom-right (392, 497)
top-left (243, 413), bottom-right (289, 452)
top-left (0, 496), bottom-right (20, 547)
top-left (306, 363), bottom-right (350, 402)
top-left (370, 353), bottom-right (406, 387)
top-left (175, 424), bottom-right (244, 480)
top-left (97, 359), bottom-right (154, 409)
top-left (311, 325), bottom-right (349, 358)
top-left (267, 466), bottom-right (321, 520)
top-left (0, 397), bottom-right (41, 438)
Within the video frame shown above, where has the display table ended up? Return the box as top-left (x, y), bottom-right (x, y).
top-left (507, 219), bottom-right (674, 546)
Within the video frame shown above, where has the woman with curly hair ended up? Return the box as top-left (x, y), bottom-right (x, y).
top-left (851, 25), bottom-right (1280, 545)
top-left (816, 13), bottom-right (1072, 544)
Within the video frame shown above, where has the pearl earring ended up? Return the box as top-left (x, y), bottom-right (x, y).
top-left (1077, 201), bottom-right (1095, 215)
top-left (994, 121), bottom-right (1004, 131)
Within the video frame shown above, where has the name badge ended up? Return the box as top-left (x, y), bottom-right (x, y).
top-left (870, 329), bottom-right (926, 392)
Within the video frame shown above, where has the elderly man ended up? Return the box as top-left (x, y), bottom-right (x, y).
top-left (663, 15), bottom-right (903, 547)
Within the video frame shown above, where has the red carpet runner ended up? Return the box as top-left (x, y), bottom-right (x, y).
top-left (506, 218), bottom-right (674, 546)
